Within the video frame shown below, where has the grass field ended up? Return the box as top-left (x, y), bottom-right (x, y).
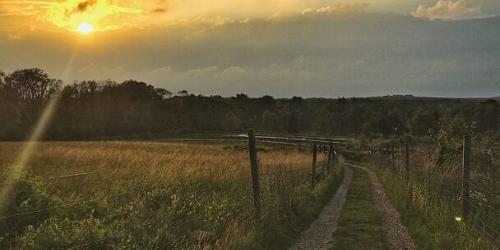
top-left (0, 141), bottom-right (342, 249)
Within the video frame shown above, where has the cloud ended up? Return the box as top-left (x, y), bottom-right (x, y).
top-left (46, 0), bottom-right (143, 31)
top-left (0, 0), bottom-right (52, 17)
top-left (302, 3), bottom-right (370, 15)
top-left (75, 0), bottom-right (97, 13)
top-left (411, 0), bottom-right (484, 20)
top-left (150, 0), bottom-right (169, 14)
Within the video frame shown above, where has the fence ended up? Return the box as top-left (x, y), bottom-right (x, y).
top-left (246, 129), bottom-right (339, 220)
top-left (367, 136), bottom-right (500, 246)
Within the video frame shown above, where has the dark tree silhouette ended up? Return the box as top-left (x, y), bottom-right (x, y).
top-left (0, 68), bottom-right (499, 140)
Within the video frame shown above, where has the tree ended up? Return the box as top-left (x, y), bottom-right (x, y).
top-left (0, 70), bottom-right (5, 84)
top-left (259, 95), bottom-right (275, 105)
top-left (259, 110), bottom-right (281, 133)
top-left (473, 100), bottom-right (499, 132)
top-left (3, 68), bottom-right (62, 129)
top-left (235, 93), bottom-right (248, 100)
top-left (221, 112), bottom-right (242, 131)
top-left (410, 109), bottom-right (439, 136)
top-left (155, 88), bottom-right (172, 99)
top-left (5, 68), bottom-right (61, 101)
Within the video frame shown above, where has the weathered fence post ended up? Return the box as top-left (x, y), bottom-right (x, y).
top-left (404, 142), bottom-right (411, 209)
top-left (391, 146), bottom-right (396, 173)
top-left (405, 143), bottom-right (410, 184)
top-left (462, 135), bottom-right (471, 221)
top-left (312, 144), bottom-right (317, 188)
top-left (247, 129), bottom-right (261, 220)
top-left (298, 142), bottom-right (302, 152)
top-left (327, 141), bottom-right (333, 172)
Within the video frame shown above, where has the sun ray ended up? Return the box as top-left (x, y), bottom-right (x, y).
top-left (0, 46), bottom-right (80, 215)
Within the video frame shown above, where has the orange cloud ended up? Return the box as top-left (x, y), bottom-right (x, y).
top-left (46, 0), bottom-right (144, 31)
top-left (412, 0), bottom-right (484, 20)
top-left (302, 3), bottom-right (370, 15)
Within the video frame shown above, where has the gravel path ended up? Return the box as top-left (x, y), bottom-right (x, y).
top-left (346, 163), bottom-right (417, 250)
top-left (289, 166), bottom-right (353, 250)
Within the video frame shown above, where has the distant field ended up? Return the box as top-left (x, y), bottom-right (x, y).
top-left (0, 141), bottom-right (336, 249)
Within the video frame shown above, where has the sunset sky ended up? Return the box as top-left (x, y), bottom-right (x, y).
top-left (1, 0), bottom-right (500, 97)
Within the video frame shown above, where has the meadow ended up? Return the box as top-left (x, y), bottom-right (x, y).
top-left (0, 141), bottom-right (342, 249)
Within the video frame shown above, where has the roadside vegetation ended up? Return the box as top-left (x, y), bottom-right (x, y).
top-left (361, 139), bottom-right (499, 250)
top-left (368, 163), bottom-right (496, 250)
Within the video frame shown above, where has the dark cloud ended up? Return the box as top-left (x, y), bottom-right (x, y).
top-left (151, 7), bottom-right (168, 14)
top-left (64, 0), bottom-right (97, 17)
top-left (77, 0), bottom-right (97, 13)
top-left (151, 0), bottom-right (169, 14)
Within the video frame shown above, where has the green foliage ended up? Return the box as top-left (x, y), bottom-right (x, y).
top-left (410, 109), bottom-right (439, 136)
top-left (259, 110), bottom-right (285, 133)
top-left (21, 217), bottom-right (115, 249)
top-left (0, 177), bottom-right (52, 240)
top-left (430, 117), bottom-right (470, 167)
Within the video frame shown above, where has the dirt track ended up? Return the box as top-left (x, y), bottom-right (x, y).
top-left (289, 166), bottom-right (353, 250)
top-left (345, 163), bottom-right (417, 250)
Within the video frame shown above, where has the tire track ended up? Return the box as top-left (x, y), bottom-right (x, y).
top-left (345, 163), bottom-right (417, 250)
top-left (290, 166), bottom-right (353, 250)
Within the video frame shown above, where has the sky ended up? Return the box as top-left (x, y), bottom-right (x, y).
top-left (1, 0), bottom-right (500, 97)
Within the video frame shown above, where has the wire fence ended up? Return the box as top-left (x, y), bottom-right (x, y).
top-left (367, 137), bottom-right (500, 247)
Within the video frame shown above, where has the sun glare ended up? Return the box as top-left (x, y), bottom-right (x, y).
top-left (77, 22), bottom-right (94, 34)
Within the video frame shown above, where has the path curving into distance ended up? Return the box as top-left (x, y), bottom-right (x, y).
top-left (345, 163), bottom-right (417, 250)
top-left (290, 166), bottom-right (353, 250)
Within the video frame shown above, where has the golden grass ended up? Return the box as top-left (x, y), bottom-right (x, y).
top-left (1, 142), bottom-right (318, 180)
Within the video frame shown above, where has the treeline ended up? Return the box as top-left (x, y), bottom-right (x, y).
top-left (0, 68), bottom-right (499, 140)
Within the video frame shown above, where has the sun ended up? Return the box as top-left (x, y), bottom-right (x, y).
top-left (76, 22), bottom-right (94, 34)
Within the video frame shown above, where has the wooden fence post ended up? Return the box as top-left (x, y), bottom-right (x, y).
top-left (247, 129), bottom-right (261, 220)
top-left (312, 144), bottom-right (317, 188)
top-left (327, 141), bottom-right (333, 172)
top-left (334, 147), bottom-right (338, 166)
top-left (462, 135), bottom-right (471, 221)
top-left (404, 142), bottom-right (411, 209)
top-left (391, 146), bottom-right (396, 173)
top-left (405, 143), bottom-right (410, 184)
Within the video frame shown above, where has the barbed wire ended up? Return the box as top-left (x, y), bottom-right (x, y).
top-left (468, 215), bottom-right (500, 240)
top-left (0, 199), bottom-right (98, 221)
top-left (47, 172), bottom-right (96, 180)
top-left (465, 198), bottom-right (500, 219)
top-left (467, 219), bottom-right (500, 247)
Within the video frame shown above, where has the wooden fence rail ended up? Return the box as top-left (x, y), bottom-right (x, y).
top-left (246, 129), bottom-right (340, 222)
